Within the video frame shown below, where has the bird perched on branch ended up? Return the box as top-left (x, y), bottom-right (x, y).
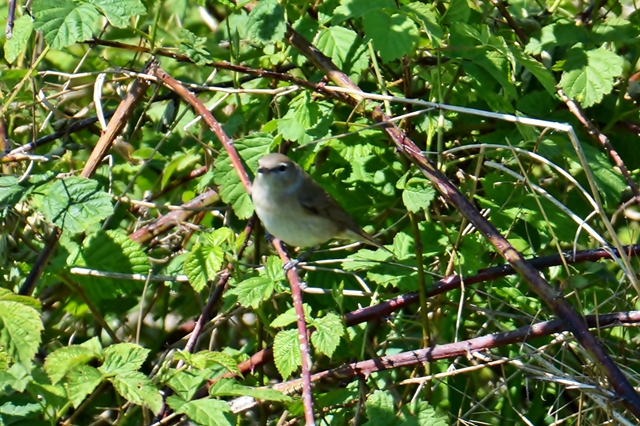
top-left (251, 153), bottom-right (391, 257)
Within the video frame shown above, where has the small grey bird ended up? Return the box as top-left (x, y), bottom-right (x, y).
top-left (251, 153), bottom-right (389, 252)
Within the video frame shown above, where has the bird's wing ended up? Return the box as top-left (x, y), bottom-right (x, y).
top-left (297, 175), bottom-right (389, 251)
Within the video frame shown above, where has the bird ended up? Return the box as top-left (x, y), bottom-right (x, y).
top-left (251, 153), bottom-right (391, 255)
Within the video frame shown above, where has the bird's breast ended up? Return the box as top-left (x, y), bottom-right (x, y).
top-left (252, 183), bottom-right (339, 247)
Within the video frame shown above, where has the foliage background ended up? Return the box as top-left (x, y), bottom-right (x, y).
top-left (1, 0), bottom-right (640, 424)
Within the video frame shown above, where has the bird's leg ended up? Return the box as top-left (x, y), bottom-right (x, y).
top-left (283, 247), bottom-right (316, 272)
top-left (264, 231), bottom-right (275, 244)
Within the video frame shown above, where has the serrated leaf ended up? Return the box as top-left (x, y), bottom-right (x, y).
top-left (0, 288), bottom-right (42, 311)
top-left (264, 255), bottom-right (285, 282)
top-left (315, 27), bottom-right (369, 77)
top-left (32, 0), bottom-right (100, 49)
top-left (277, 94), bottom-right (334, 144)
top-left (403, 3), bottom-right (443, 44)
top-left (41, 177), bottom-right (113, 234)
top-left (111, 371), bottom-right (162, 414)
top-left (209, 379), bottom-right (292, 402)
top-left (582, 145), bottom-right (627, 207)
top-left (165, 368), bottom-right (210, 401)
top-left (246, 0), bottom-right (285, 43)
top-left (167, 396), bottom-right (233, 426)
top-left (5, 15), bottom-right (34, 64)
top-left (402, 177), bottom-right (435, 213)
top-left (228, 276), bottom-right (275, 309)
top-left (0, 399), bottom-right (42, 418)
top-left (67, 230), bottom-right (149, 301)
top-left (184, 243), bottom-right (224, 292)
top-left (442, 0), bottom-right (471, 24)
top-left (88, 0), bottom-right (147, 28)
top-left (99, 343), bottom-right (149, 376)
top-left (363, 390), bottom-right (397, 426)
top-left (310, 313), bottom-right (344, 358)
top-left (0, 292), bottom-right (43, 367)
top-left (44, 345), bottom-right (98, 385)
top-left (509, 46), bottom-right (557, 95)
top-left (363, 11), bottom-right (419, 63)
top-left (0, 173), bottom-right (55, 208)
top-left (331, 0), bottom-right (396, 24)
top-left (212, 134), bottom-right (271, 219)
top-left (559, 46), bottom-right (623, 108)
top-left (270, 304), bottom-right (312, 328)
top-left (177, 28), bottom-right (213, 66)
top-left (201, 351), bottom-right (241, 376)
top-left (273, 329), bottom-right (301, 380)
top-left (64, 365), bottom-right (103, 408)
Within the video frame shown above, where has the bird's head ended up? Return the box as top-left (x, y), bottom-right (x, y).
top-left (255, 153), bottom-right (302, 193)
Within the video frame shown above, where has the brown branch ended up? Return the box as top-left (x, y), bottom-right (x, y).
top-left (80, 59), bottom-right (156, 178)
top-left (276, 311), bottom-right (640, 396)
top-left (150, 65), bottom-right (317, 425)
top-left (283, 25), bottom-right (640, 418)
top-left (222, 244), bottom-right (640, 380)
top-left (84, 38), bottom-right (351, 104)
top-left (128, 188), bottom-right (220, 245)
top-left (177, 217), bottom-right (256, 366)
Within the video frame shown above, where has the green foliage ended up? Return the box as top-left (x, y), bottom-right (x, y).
top-left (1, 0), bottom-right (638, 424)
top-left (40, 177), bottom-right (114, 234)
top-left (0, 290), bottom-right (43, 368)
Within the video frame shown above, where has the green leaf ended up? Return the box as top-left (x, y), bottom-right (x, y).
top-left (32, 0), bottom-right (101, 49)
top-left (402, 177), bottom-right (436, 213)
top-left (111, 371), bottom-right (162, 415)
top-left (177, 28), bottom-right (213, 66)
top-left (582, 145), bottom-right (627, 207)
top-left (363, 10), bottom-right (419, 63)
top-left (165, 368), bottom-right (210, 401)
top-left (209, 379), bottom-right (292, 402)
top-left (442, 0), bottom-right (471, 24)
top-left (212, 134), bottom-right (271, 219)
top-left (64, 365), bottom-right (103, 408)
top-left (184, 243), bottom-right (224, 292)
top-left (227, 276), bottom-right (275, 309)
top-left (41, 177), bottom-right (113, 234)
top-left (88, 0), bottom-right (147, 28)
top-left (44, 345), bottom-right (98, 385)
top-left (310, 313), bottom-right (344, 358)
top-left (331, 0), bottom-right (396, 24)
top-left (509, 47), bottom-right (557, 95)
top-left (0, 398), bottom-right (42, 418)
top-left (363, 390), bottom-right (397, 426)
top-left (264, 255), bottom-right (285, 282)
top-left (410, 400), bottom-right (448, 425)
top-left (5, 16), bottom-right (34, 64)
top-left (99, 343), bottom-right (149, 376)
top-left (273, 329), bottom-right (301, 380)
top-left (270, 304), bottom-right (312, 328)
top-left (559, 46), bottom-right (623, 108)
top-left (0, 290), bottom-right (43, 367)
top-left (277, 92), bottom-right (334, 145)
top-left (67, 230), bottom-right (149, 301)
top-left (246, 0), bottom-right (285, 43)
top-left (315, 27), bottom-right (369, 77)
top-left (0, 173), bottom-right (55, 208)
top-left (167, 396), bottom-right (233, 426)
top-left (403, 2), bottom-right (443, 44)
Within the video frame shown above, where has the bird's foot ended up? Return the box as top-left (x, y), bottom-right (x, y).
top-left (264, 232), bottom-right (275, 244)
top-left (283, 258), bottom-right (300, 272)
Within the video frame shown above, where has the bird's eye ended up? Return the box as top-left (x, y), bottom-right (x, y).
top-left (278, 165), bottom-right (287, 172)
